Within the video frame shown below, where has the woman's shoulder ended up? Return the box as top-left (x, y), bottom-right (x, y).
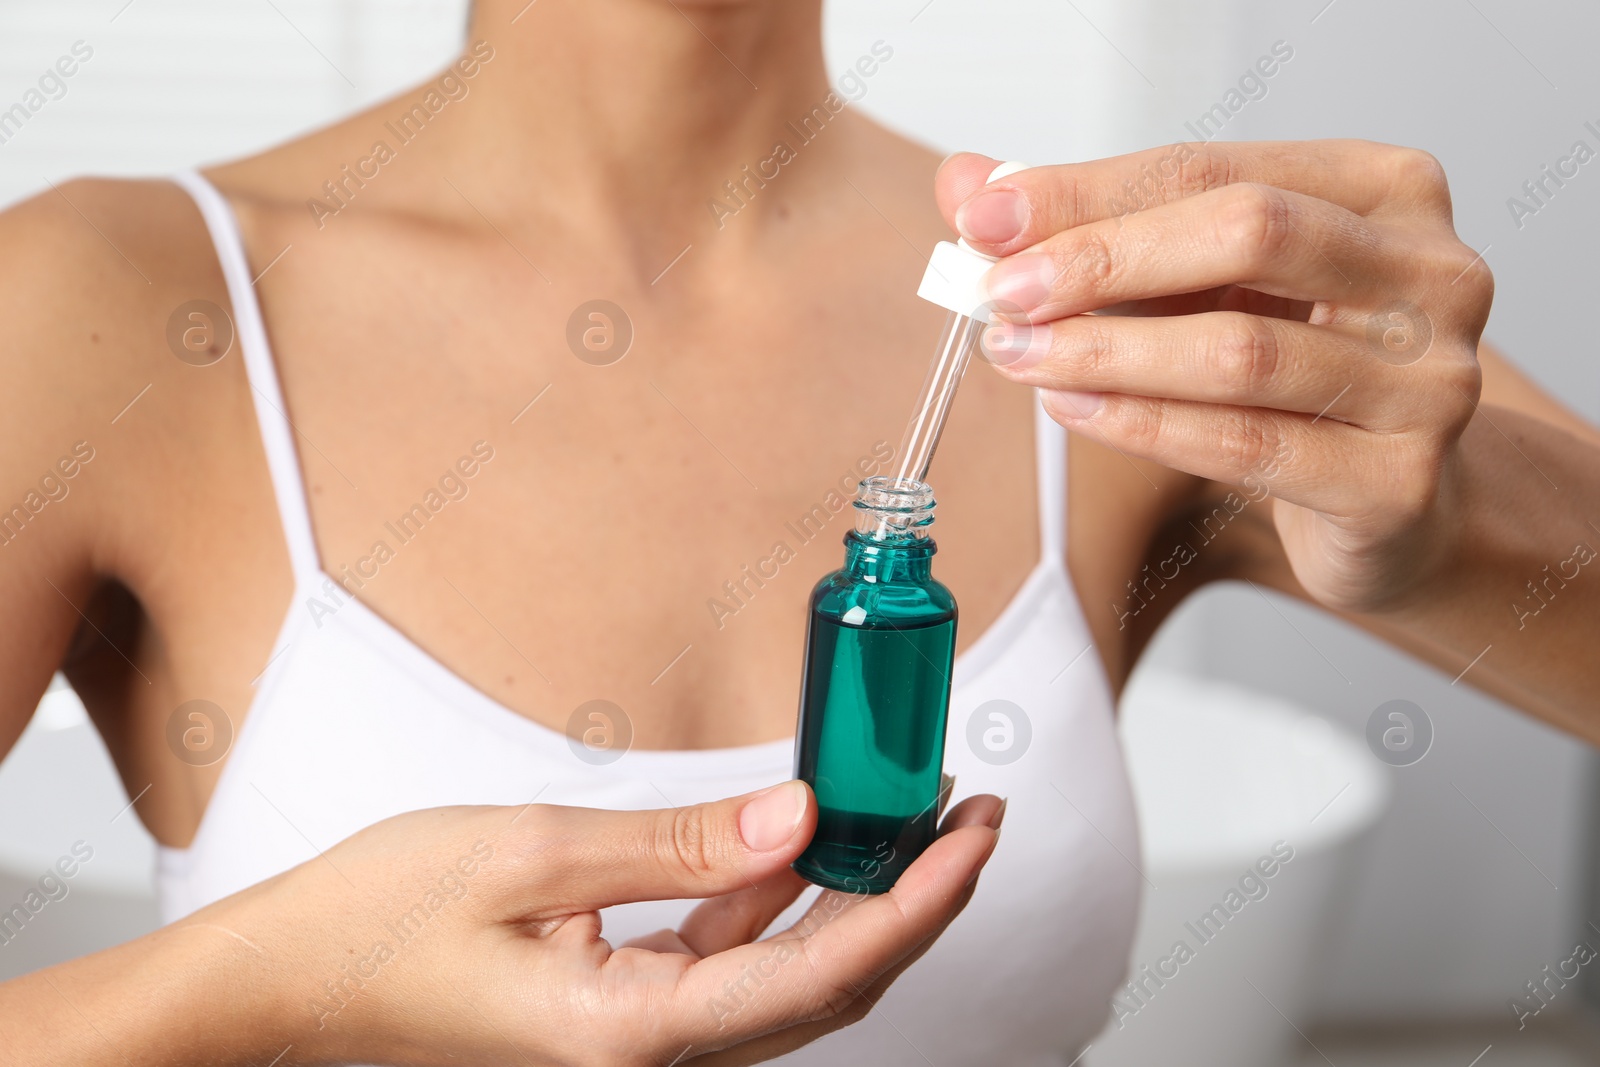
top-left (0, 174), bottom-right (232, 381)
top-left (0, 175), bottom-right (253, 577)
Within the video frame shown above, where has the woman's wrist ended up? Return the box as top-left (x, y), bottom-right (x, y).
top-left (1354, 407), bottom-right (1600, 723)
top-left (176, 877), bottom-right (349, 1066)
top-left (168, 898), bottom-right (310, 1065)
top-left (1368, 434), bottom-right (1479, 617)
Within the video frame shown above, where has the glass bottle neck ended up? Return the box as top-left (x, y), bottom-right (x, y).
top-left (845, 475), bottom-right (937, 581)
top-left (843, 531), bottom-right (936, 582)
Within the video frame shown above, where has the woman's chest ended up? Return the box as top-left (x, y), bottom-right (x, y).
top-left (220, 267), bottom-right (1047, 749)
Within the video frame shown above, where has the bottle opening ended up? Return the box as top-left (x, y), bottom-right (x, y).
top-left (853, 475), bottom-right (935, 543)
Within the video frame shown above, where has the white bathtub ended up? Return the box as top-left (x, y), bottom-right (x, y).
top-left (0, 683), bottom-right (159, 981)
top-left (1087, 671), bottom-right (1390, 1067)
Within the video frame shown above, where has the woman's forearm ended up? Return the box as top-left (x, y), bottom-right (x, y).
top-left (0, 896), bottom-right (294, 1066)
top-left (1366, 404), bottom-right (1600, 738)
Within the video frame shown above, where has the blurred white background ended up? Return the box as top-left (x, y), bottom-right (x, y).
top-left (837, 0), bottom-right (1600, 1040)
top-left (1, 0), bottom-right (1595, 1061)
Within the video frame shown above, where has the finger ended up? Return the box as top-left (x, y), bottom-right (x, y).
top-left (940, 140), bottom-right (1452, 256)
top-left (937, 792), bottom-right (1005, 835)
top-left (746, 791), bottom-right (1001, 931)
top-left (688, 793), bottom-right (998, 959)
top-left (984, 312), bottom-right (1402, 428)
top-left (679, 797), bottom-right (1004, 1064)
top-left (738, 790), bottom-right (1002, 948)
top-left (666, 819), bottom-right (999, 1051)
top-left (981, 184), bottom-right (1395, 324)
top-left (511, 782), bottom-right (816, 913)
top-left (686, 876), bottom-right (985, 1066)
top-left (623, 928), bottom-right (698, 955)
top-left (677, 869), bottom-right (810, 958)
top-left (1040, 391), bottom-right (1381, 515)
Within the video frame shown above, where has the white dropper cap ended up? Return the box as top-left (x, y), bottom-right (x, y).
top-left (916, 160), bottom-right (1031, 324)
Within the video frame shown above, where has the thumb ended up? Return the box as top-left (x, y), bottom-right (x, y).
top-left (513, 781), bottom-right (815, 912)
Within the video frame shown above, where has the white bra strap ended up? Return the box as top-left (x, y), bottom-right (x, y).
top-left (1033, 391), bottom-right (1068, 564)
top-left (170, 170), bottom-right (324, 586)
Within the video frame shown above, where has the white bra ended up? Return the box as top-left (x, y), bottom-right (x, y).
top-left (161, 169), bottom-right (1142, 1066)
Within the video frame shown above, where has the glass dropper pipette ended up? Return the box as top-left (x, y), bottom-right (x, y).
top-left (894, 161), bottom-right (1032, 486)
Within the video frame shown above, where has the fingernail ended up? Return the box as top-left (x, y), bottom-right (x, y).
top-left (1045, 390), bottom-right (1104, 421)
top-left (739, 781), bottom-right (806, 852)
top-left (981, 322), bottom-right (1052, 369)
top-left (988, 798), bottom-right (1008, 830)
top-left (967, 828), bottom-right (1001, 886)
top-left (981, 254), bottom-right (1055, 318)
top-left (956, 188), bottom-right (1026, 245)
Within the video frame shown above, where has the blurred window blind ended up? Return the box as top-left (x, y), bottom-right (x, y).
top-left (0, 0), bottom-right (468, 209)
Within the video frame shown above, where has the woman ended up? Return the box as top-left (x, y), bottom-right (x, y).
top-left (2, 0), bottom-right (1597, 1063)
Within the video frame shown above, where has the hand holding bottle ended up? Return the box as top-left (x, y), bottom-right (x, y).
top-left (0, 783), bottom-right (1002, 1066)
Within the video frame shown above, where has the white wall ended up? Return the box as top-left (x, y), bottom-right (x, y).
top-left (0, 0), bottom-right (466, 206)
top-left (831, 0), bottom-right (1597, 1023)
top-left (1, 0), bottom-right (1593, 1025)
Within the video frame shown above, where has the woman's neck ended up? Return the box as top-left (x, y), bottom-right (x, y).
top-left (437, 0), bottom-right (833, 249)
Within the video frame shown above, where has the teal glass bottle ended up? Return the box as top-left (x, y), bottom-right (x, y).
top-left (792, 476), bottom-right (957, 894)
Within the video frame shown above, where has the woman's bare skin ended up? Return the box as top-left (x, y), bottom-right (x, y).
top-left (5, 106), bottom-right (1047, 849)
top-left (4, 1), bottom-right (1598, 857)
